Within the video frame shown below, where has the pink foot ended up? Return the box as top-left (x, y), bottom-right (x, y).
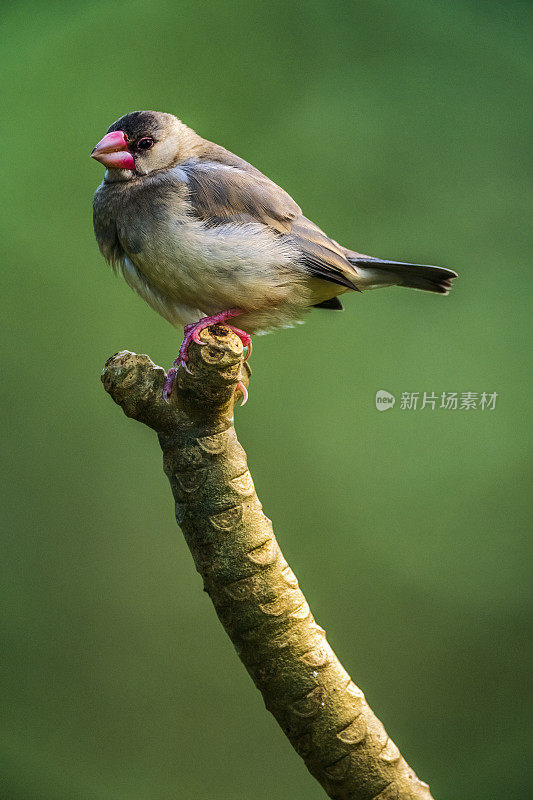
top-left (162, 309), bottom-right (252, 403)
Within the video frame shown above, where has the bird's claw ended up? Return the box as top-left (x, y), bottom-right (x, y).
top-left (235, 331), bottom-right (252, 360)
top-left (179, 313), bottom-right (252, 367)
top-left (191, 330), bottom-right (209, 346)
top-left (236, 381), bottom-right (248, 406)
top-left (162, 367), bottom-right (178, 403)
top-left (165, 311), bottom-right (252, 403)
top-left (172, 355), bottom-right (193, 374)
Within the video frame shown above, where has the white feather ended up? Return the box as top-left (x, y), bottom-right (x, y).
top-left (121, 209), bottom-right (310, 332)
top-left (121, 257), bottom-right (202, 326)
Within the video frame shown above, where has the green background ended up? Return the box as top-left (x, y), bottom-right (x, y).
top-left (2, 1), bottom-right (531, 798)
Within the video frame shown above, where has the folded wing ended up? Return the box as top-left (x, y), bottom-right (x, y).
top-left (180, 157), bottom-right (361, 292)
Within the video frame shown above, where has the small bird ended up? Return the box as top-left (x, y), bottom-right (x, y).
top-left (92, 110), bottom-right (457, 401)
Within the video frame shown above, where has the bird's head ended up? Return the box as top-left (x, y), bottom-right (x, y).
top-left (91, 110), bottom-right (186, 180)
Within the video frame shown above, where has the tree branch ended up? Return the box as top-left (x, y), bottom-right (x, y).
top-left (101, 327), bottom-right (434, 800)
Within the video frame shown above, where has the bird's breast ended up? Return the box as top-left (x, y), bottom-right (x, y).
top-left (117, 202), bottom-right (308, 322)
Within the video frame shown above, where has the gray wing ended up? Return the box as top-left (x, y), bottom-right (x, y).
top-left (180, 158), bottom-right (361, 292)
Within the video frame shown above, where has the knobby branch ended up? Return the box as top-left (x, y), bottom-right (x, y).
top-left (101, 327), bottom-right (434, 800)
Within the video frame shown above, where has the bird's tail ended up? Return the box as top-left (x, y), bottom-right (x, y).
top-left (347, 254), bottom-right (457, 295)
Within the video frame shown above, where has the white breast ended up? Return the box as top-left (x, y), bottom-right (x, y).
top-left (121, 213), bottom-right (308, 331)
top-left (121, 257), bottom-right (202, 326)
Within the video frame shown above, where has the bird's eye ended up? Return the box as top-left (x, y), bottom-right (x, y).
top-left (137, 137), bottom-right (154, 151)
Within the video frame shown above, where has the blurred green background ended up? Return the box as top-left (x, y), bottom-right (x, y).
top-left (2, 1), bottom-right (531, 798)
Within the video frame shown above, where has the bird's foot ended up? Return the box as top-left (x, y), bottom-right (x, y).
top-left (177, 309), bottom-right (252, 368)
top-left (162, 367), bottom-right (178, 403)
top-left (163, 309), bottom-right (252, 403)
top-left (186, 310), bottom-right (252, 359)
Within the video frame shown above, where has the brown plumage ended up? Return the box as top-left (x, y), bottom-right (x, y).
top-left (92, 110), bottom-right (457, 338)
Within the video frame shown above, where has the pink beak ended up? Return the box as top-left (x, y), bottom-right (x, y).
top-left (90, 130), bottom-right (135, 170)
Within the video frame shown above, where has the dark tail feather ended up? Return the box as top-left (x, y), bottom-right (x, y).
top-left (348, 256), bottom-right (458, 295)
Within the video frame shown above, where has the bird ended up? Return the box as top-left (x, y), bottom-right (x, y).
top-left (91, 110), bottom-right (457, 402)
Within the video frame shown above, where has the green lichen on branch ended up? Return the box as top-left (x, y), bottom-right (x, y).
top-left (101, 327), bottom-right (434, 800)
